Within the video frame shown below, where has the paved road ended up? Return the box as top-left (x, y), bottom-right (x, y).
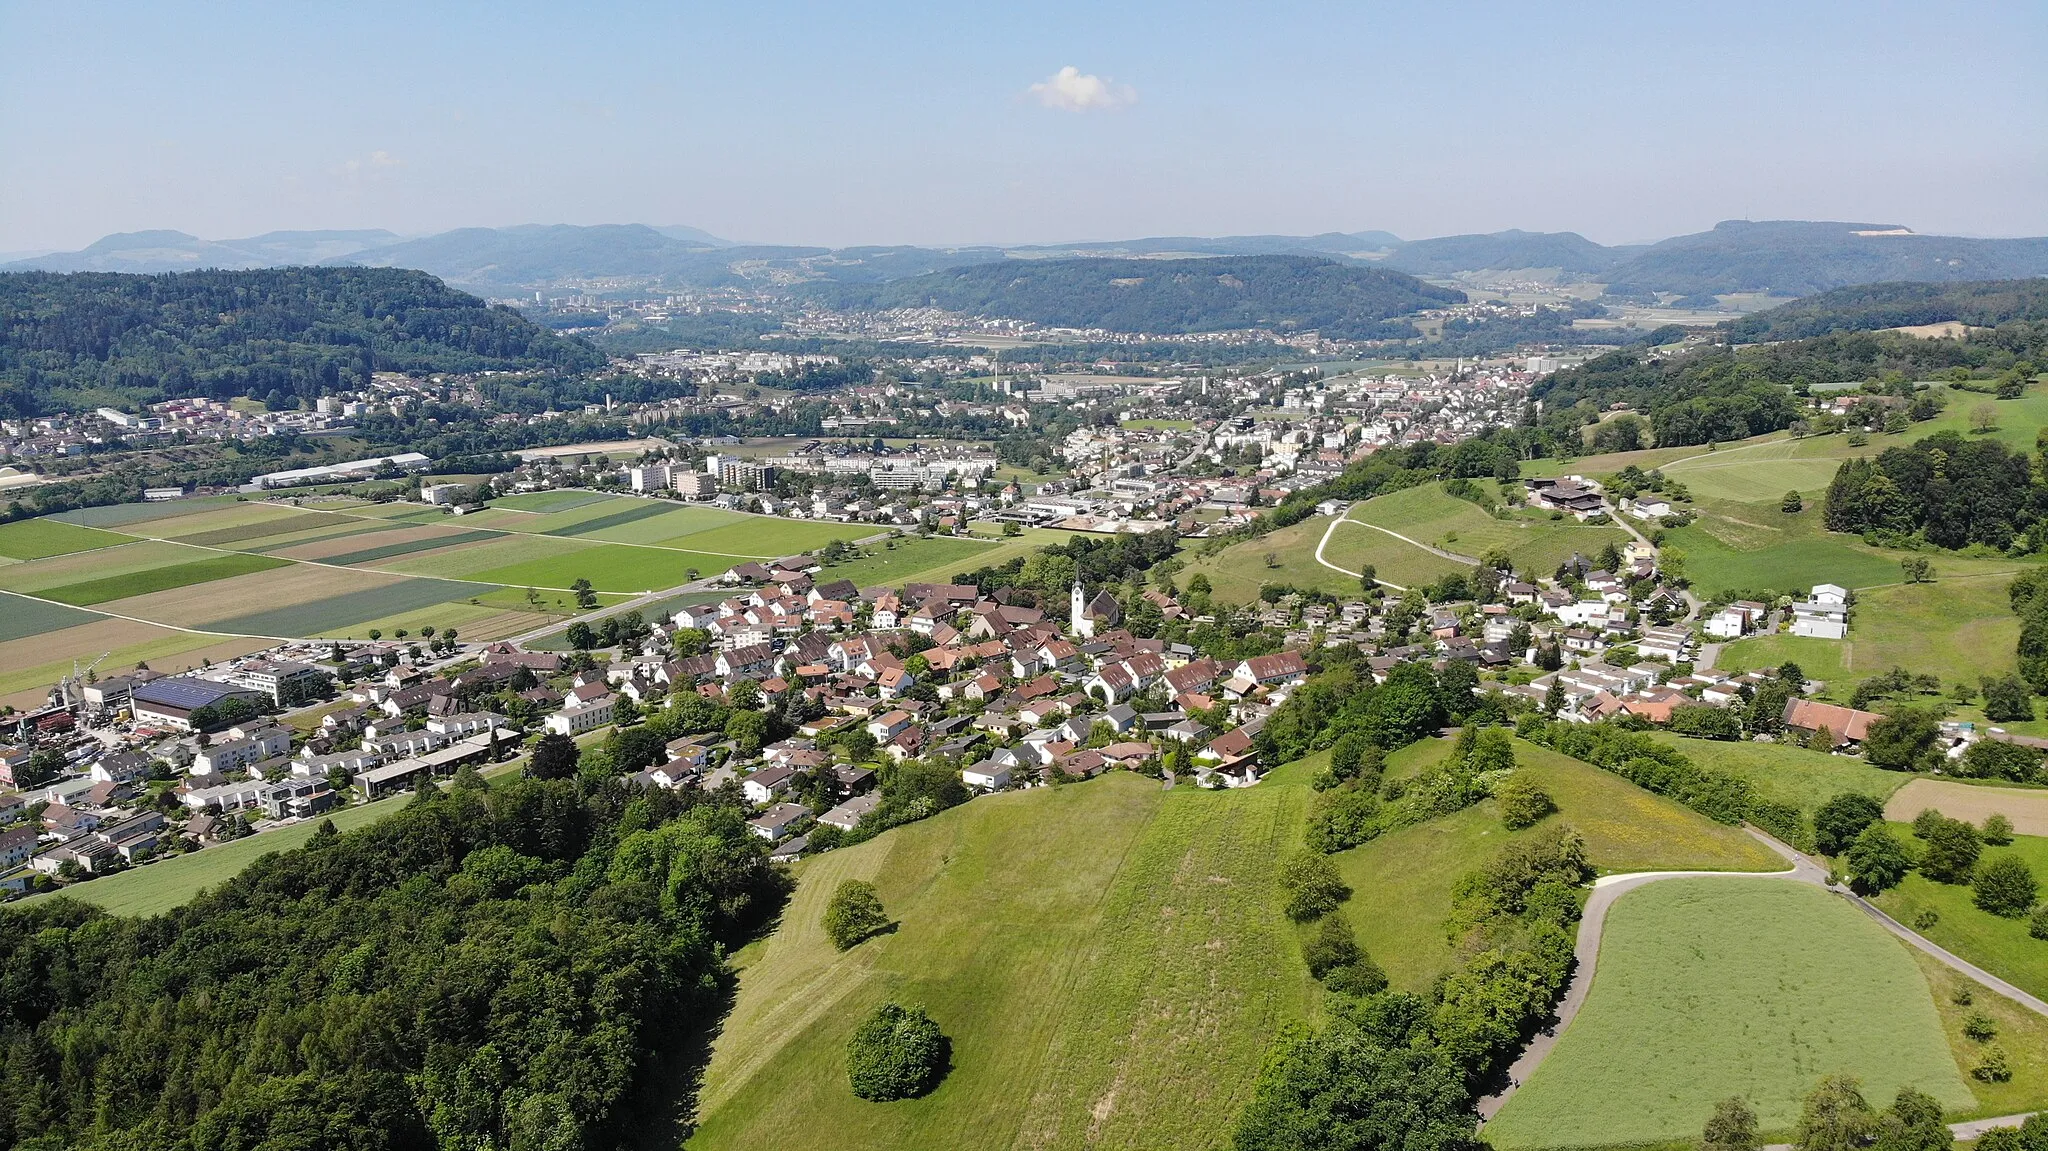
top-left (1477, 826), bottom-right (2048, 1127)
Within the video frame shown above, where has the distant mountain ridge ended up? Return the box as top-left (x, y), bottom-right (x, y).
top-left (12, 219), bottom-right (2046, 299)
top-left (798, 254), bottom-right (1465, 338)
top-left (1725, 278), bottom-right (2048, 343)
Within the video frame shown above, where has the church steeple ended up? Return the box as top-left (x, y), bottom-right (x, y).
top-left (1071, 577), bottom-right (1087, 638)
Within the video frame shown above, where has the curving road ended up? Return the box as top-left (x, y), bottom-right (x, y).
top-left (1478, 826), bottom-right (2048, 1129)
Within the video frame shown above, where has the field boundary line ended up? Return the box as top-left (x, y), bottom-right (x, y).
top-left (0, 587), bottom-right (289, 641)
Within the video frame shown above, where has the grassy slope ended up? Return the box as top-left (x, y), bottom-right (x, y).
top-left (1874, 829), bottom-right (2048, 1002)
top-left (1484, 880), bottom-right (1972, 1148)
top-left (1349, 483), bottom-right (1627, 576)
top-left (33, 793), bottom-right (411, 917)
top-left (1182, 513), bottom-right (1380, 602)
top-left (1336, 738), bottom-right (1783, 995)
top-left (688, 768), bottom-right (1316, 1151)
top-left (1649, 733), bottom-right (1909, 813)
top-left (1718, 573), bottom-right (2024, 695)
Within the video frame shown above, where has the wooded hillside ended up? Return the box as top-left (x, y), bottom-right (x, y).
top-left (0, 267), bottom-right (605, 418)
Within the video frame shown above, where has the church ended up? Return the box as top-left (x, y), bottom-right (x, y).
top-left (1069, 579), bottom-right (1123, 639)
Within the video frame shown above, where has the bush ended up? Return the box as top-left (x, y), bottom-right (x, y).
top-left (1305, 786), bottom-right (1382, 854)
top-left (1974, 856), bottom-right (2038, 918)
top-left (1278, 851), bottom-right (1351, 922)
top-left (1301, 916), bottom-right (1363, 979)
top-left (1702, 1095), bottom-right (1760, 1151)
top-left (1813, 792), bottom-right (1886, 856)
top-left (1920, 816), bottom-right (1983, 884)
top-left (1975, 1044), bottom-right (2013, 1083)
top-left (2031, 905), bottom-right (2048, 941)
top-left (846, 1003), bottom-right (949, 1101)
top-left (1495, 775), bottom-right (1557, 831)
top-left (823, 879), bottom-right (891, 951)
top-left (1963, 1012), bottom-right (1998, 1042)
top-left (1323, 958), bottom-right (1389, 998)
top-left (1846, 824), bottom-right (1912, 894)
top-left (1983, 813), bottom-right (2016, 845)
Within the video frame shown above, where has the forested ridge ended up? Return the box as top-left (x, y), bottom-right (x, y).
top-left (0, 267), bottom-right (605, 418)
top-left (1536, 317), bottom-right (2048, 448)
top-left (799, 255), bottom-right (1465, 339)
top-left (0, 773), bottom-right (783, 1151)
top-left (1727, 279), bottom-right (2048, 343)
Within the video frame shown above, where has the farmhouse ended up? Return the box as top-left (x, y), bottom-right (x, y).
top-left (1782, 698), bottom-right (1881, 747)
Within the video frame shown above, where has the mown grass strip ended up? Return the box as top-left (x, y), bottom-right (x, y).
top-left (173, 511), bottom-right (356, 547)
top-left (38, 553), bottom-right (291, 606)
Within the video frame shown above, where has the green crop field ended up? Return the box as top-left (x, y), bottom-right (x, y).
top-left (35, 552), bottom-right (290, 606)
top-left (202, 576), bottom-right (495, 637)
top-left (579, 505), bottom-right (747, 545)
top-left (533, 499), bottom-right (681, 538)
top-left (320, 529), bottom-right (503, 567)
top-left (1651, 734), bottom-right (1908, 814)
top-left (466, 542), bottom-right (728, 592)
top-left (1484, 880), bottom-right (1972, 1148)
top-left (0, 540), bottom-right (198, 593)
top-left (171, 510), bottom-right (355, 547)
top-left (661, 517), bottom-right (856, 557)
top-left (0, 518), bottom-right (129, 560)
top-left (373, 533), bottom-right (594, 580)
top-left (32, 794), bottom-right (412, 917)
top-left (688, 769), bottom-right (1316, 1151)
top-left (1335, 738), bottom-right (1782, 994)
top-left (49, 494), bottom-right (245, 527)
top-left (1875, 831), bottom-right (2048, 1003)
top-left (487, 489), bottom-right (615, 513)
top-left (0, 591), bottom-right (103, 642)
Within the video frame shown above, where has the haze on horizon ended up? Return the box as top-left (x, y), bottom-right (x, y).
top-left (1, 0), bottom-right (2043, 256)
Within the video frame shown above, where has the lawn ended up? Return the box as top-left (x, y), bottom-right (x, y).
top-left (28, 794), bottom-right (410, 917)
top-left (1650, 734), bottom-right (1908, 814)
top-left (687, 770), bottom-right (1317, 1151)
top-left (35, 552), bottom-right (291, 606)
top-left (1335, 737), bottom-right (1782, 995)
top-left (1874, 830), bottom-right (2048, 1003)
top-left (0, 518), bottom-right (131, 560)
top-left (1484, 880), bottom-right (1972, 1148)
top-left (1121, 418), bottom-right (1194, 430)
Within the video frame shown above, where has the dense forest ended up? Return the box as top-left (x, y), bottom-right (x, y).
top-left (1823, 432), bottom-right (2043, 550)
top-left (0, 772), bottom-right (784, 1151)
top-left (1727, 279), bottom-right (2048, 343)
top-left (0, 268), bottom-right (605, 418)
top-left (798, 255), bottom-right (1465, 339)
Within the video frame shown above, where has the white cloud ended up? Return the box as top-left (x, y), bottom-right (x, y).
top-left (368, 150), bottom-right (401, 167)
top-left (1027, 66), bottom-right (1135, 112)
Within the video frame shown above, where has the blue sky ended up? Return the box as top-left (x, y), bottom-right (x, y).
top-left (1, 1), bottom-right (2043, 252)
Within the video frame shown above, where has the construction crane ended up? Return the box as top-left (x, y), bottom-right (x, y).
top-left (53, 651), bottom-right (110, 711)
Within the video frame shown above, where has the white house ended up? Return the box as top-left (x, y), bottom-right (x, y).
top-left (545, 694), bottom-right (616, 736)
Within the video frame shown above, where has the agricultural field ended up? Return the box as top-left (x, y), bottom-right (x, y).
top-left (1334, 738), bottom-right (1781, 994)
top-left (1652, 734), bottom-right (1908, 814)
top-left (0, 540), bottom-right (196, 594)
top-left (810, 535), bottom-right (1013, 590)
top-left (1484, 880), bottom-right (1972, 1148)
top-left (653, 517), bottom-right (854, 557)
top-left (49, 494), bottom-right (246, 527)
top-left (0, 591), bottom-right (105, 642)
top-left (170, 510), bottom-right (358, 547)
top-left (200, 574), bottom-right (495, 638)
top-left (487, 489), bottom-right (615, 513)
top-left (1875, 830), bottom-right (2048, 1003)
top-left (1718, 573), bottom-right (2027, 696)
top-left (1887, 779), bottom-right (2048, 837)
top-left (34, 552), bottom-right (290, 606)
top-left (0, 517), bottom-right (128, 560)
top-left (688, 769), bottom-right (1316, 1151)
top-left (140, 501), bottom-right (324, 542)
top-left (464, 542), bottom-right (727, 593)
top-left (0, 622), bottom-right (270, 709)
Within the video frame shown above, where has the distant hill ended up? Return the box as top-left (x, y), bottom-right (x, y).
top-left (1011, 231), bottom-right (1402, 258)
top-left (6, 229), bottom-right (403, 274)
top-left (799, 254), bottom-right (1463, 337)
top-left (1726, 278), bottom-right (2048, 343)
top-left (0, 267), bottom-right (603, 418)
top-left (1603, 220), bottom-right (2048, 298)
top-left (1380, 229), bottom-right (1628, 275)
top-left (341, 224), bottom-right (755, 289)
